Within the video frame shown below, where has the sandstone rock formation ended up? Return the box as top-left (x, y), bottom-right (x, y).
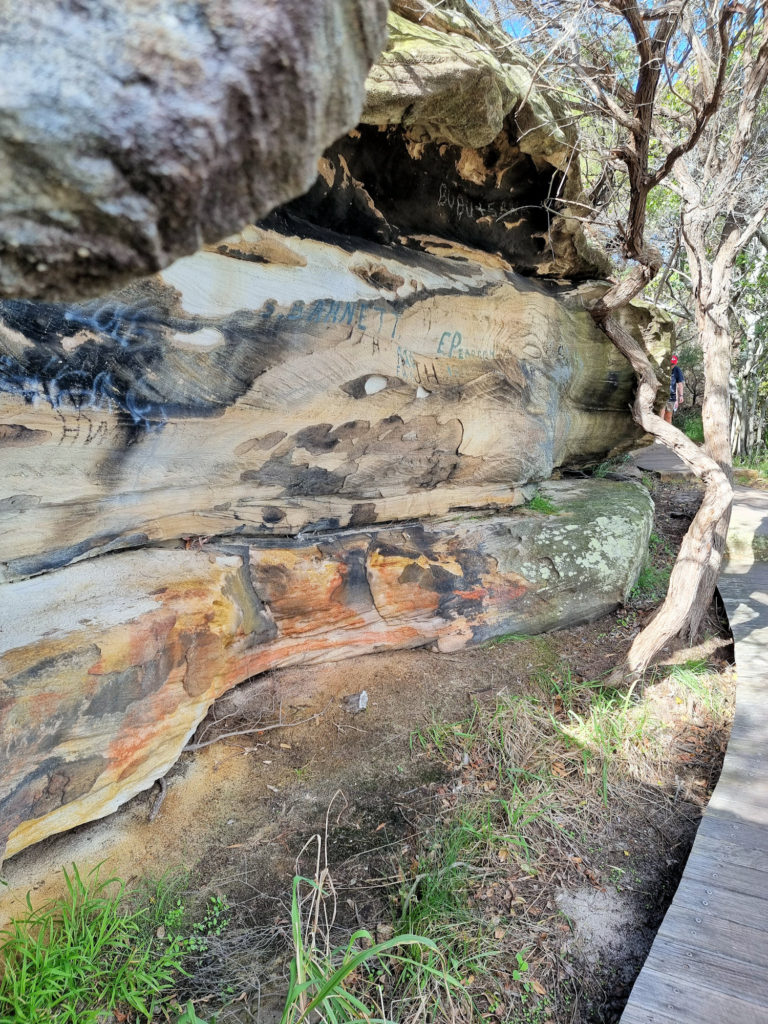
top-left (0, 480), bottom-right (652, 860)
top-left (0, 0), bottom-right (389, 302)
top-left (0, 0), bottom-right (658, 862)
top-left (0, 225), bottom-right (637, 585)
top-left (289, 0), bottom-right (608, 279)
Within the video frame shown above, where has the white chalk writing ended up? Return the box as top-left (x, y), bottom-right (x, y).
top-left (438, 184), bottom-right (502, 223)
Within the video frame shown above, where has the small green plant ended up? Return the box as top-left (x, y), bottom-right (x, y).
top-left (186, 894), bottom-right (230, 954)
top-left (527, 492), bottom-right (559, 515)
top-left (630, 531), bottom-right (674, 602)
top-left (593, 453), bottom-right (631, 478)
top-left (512, 950), bottom-right (529, 984)
top-left (146, 874), bottom-right (231, 957)
top-left (282, 863), bottom-right (465, 1024)
top-left (176, 1001), bottom-right (212, 1023)
top-left (0, 864), bottom-right (186, 1024)
top-left (482, 631), bottom-right (529, 648)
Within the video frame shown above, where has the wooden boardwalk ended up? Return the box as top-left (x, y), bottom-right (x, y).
top-left (620, 479), bottom-right (768, 1024)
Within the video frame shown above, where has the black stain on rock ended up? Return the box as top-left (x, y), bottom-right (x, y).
top-left (0, 754), bottom-right (107, 852)
top-left (294, 423), bottom-right (339, 454)
top-left (288, 124), bottom-right (572, 275)
top-left (349, 502), bottom-right (377, 527)
top-left (262, 506), bottom-right (286, 524)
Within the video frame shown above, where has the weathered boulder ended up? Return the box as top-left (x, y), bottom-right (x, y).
top-left (0, 0), bottom-right (389, 302)
top-left (0, 224), bottom-right (637, 584)
top-left (0, 479), bottom-right (652, 860)
top-left (289, 0), bottom-right (608, 279)
top-left (0, 0), bottom-right (659, 864)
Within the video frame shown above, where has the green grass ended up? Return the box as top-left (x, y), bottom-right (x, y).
top-left (676, 408), bottom-right (704, 443)
top-left (393, 812), bottom-right (499, 970)
top-left (630, 531), bottom-right (674, 602)
top-left (667, 659), bottom-right (730, 718)
top-left (630, 562), bottom-right (671, 601)
top-left (282, 856), bottom-right (466, 1023)
top-left (482, 631), bottom-right (529, 649)
top-left (549, 685), bottom-right (648, 805)
top-left (411, 705), bottom-right (479, 760)
top-left (527, 492), bottom-right (559, 515)
top-left (592, 453), bottom-right (631, 478)
top-left (0, 864), bottom-right (188, 1024)
top-left (735, 445), bottom-right (768, 480)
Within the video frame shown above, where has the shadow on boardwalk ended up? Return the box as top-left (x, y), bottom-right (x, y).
top-left (621, 449), bottom-right (768, 1024)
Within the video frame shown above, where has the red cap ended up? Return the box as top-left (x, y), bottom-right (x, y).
top-left (670, 355), bottom-right (678, 365)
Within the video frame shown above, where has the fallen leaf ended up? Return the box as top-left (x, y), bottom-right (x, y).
top-left (498, 848), bottom-right (509, 862)
top-left (494, 926), bottom-right (505, 939)
top-left (280, 743), bottom-right (291, 750)
top-left (531, 979), bottom-right (547, 996)
top-left (375, 822), bottom-right (386, 832)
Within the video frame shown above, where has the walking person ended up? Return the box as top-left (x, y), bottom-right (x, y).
top-left (663, 353), bottom-right (684, 423)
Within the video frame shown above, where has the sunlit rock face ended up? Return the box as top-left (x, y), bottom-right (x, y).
top-left (0, 226), bottom-right (637, 585)
top-left (0, 480), bottom-right (652, 860)
top-left (0, 0), bottom-right (657, 862)
top-left (0, 0), bottom-right (389, 301)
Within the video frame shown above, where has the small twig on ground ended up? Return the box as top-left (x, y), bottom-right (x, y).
top-left (183, 701), bottom-right (333, 753)
top-left (148, 777), bottom-right (167, 822)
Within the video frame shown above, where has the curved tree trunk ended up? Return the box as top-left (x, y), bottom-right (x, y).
top-left (687, 298), bottom-right (734, 636)
top-left (591, 278), bottom-right (733, 680)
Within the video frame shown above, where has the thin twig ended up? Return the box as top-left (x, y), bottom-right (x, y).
top-left (183, 701), bottom-right (333, 752)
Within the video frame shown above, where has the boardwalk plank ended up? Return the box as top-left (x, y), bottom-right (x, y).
top-left (620, 476), bottom-right (768, 1023)
top-left (672, 875), bottom-right (768, 933)
top-left (623, 966), bottom-right (768, 1024)
top-left (655, 901), bottom-right (768, 970)
top-left (683, 848), bottom-right (768, 898)
top-left (642, 936), bottom-right (768, 1003)
top-left (688, 831), bottom-right (768, 875)
top-left (701, 809), bottom-right (768, 850)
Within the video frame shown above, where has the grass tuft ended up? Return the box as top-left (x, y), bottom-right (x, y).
top-left (527, 492), bottom-right (559, 515)
top-left (282, 830), bottom-right (466, 1023)
top-left (666, 659), bottom-right (730, 719)
top-left (0, 864), bottom-right (187, 1024)
top-left (676, 408), bottom-right (704, 443)
top-left (593, 453), bottom-right (631, 478)
top-left (630, 531), bottom-right (674, 603)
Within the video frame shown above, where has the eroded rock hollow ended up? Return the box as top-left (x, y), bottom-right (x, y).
top-left (0, 0), bottom-right (657, 861)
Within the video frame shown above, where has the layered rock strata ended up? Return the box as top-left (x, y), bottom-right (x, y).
top-left (0, 479), bottom-right (652, 860)
top-left (0, 226), bottom-right (636, 585)
top-left (0, 0), bottom-right (657, 862)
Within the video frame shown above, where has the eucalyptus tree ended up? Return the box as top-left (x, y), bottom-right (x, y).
top-left (474, 0), bottom-right (768, 676)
